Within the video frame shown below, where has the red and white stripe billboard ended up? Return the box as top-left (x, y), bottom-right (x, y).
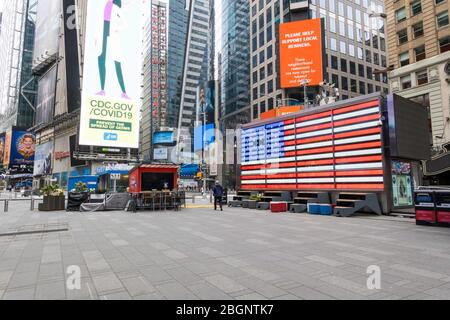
top-left (241, 99), bottom-right (384, 191)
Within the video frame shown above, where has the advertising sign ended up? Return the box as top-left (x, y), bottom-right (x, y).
top-left (3, 131), bottom-right (36, 172)
top-left (392, 160), bottom-right (413, 207)
top-left (33, 0), bottom-right (61, 69)
top-left (36, 65), bottom-right (57, 125)
top-left (153, 131), bottom-right (175, 145)
top-left (279, 18), bottom-right (324, 88)
top-left (260, 106), bottom-right (304, 120)
top-left (196, 81), bottom-right (216, 125)
top-left (194, 124), bottom-right (215, 152)
top-left (34, 141), bottom-right (53, 177)
top-left (79, 0), bottom-right (144, 149)
top-left (154, 148), bottom-right (168, 160)
top-left (0, 134), bottom-right (5, 165)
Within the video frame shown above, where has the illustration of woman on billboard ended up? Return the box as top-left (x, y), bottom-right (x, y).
top-left (17, 134), bottom-right (36, 160)
top-left (96, 0), bottom-right (130, 99)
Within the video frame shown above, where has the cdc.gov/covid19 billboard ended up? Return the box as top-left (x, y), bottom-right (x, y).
top-left (79, 0), bottom-right (144, 149)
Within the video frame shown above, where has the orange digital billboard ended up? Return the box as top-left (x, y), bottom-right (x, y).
top-left (280, 18), bottom-right (324, 88)
top-left (260, 106), bottom-right (304, 120)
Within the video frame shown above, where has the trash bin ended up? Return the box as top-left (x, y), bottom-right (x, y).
top-left (435, 190), bottom-right (450, 227)
top-left (414, 190), bottom-right (436, 226)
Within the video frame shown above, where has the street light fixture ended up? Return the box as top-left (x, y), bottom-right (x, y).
top-left (373, 65), bottom-right (395, 75)
top-left (369, 12), bottom-right (387, 19)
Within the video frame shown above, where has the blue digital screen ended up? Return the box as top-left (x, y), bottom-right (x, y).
top-left (153, 131), bottom-right (175, 145)
top-left (194, 124), bottom-right (215, 152)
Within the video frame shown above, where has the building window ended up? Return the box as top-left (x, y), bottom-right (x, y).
top-left (436, 0), bottom-right (445, 4)
top-left (341, 76), bottom-right (348, 90)
top-left (398, 29), bottom-right (408, 44)
top-left (260, 101), bottom-right (266, 113)
top-left (359, 81), bottom-right (366, 94)
top-left (331, 55), bottom-right (338, 69)
top-left (267, 62), bottom-right (273, 76)
top-left (350, 79), bottom-right (357, 93)
top-left (267, 25), bottom-right (273, 42)
top-left (253, 104), bottom-right (259, 119)
top-left (368, 83), bottom-right (374, 93)
top-left (268, 98), bottom-right (274, 111)
top-left (396, 7), bottom-right (406, 23)
top-left (440, 36), bottom-right (450, 53)
top-left (417, 69), bottom-right (428, 85)
top-left (414, 45), bottom-right (426, 61)
top-left (350, 61), bottom-right (356, 75)
top-left (399, 52), bottom-right (410, 67)
top-left (411, 0), bottom-right (422, 16)
top-left (332, 74), bottom-right (339, 88)
top-left (358, 64), bottom-right (365, 77)
top-left (412, 22), bottom-right (424, 38)
top-left (267, 45), bottom-right (273, 59)
top-left (401, 75), bottom-right (412, 89)
top-left (260, 67), bottom-right (265, 81)
top-left (268, 80), bottom-right (273, 93)
top-left (340, 58), bottom-right (347, 72)
top-left (253, 71), bottom-right (258, 84)
top-left (437, 11), bottom-right (449, 28)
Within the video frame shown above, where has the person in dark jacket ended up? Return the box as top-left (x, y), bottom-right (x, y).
top-left (213, 181), bottom-right (224, 211)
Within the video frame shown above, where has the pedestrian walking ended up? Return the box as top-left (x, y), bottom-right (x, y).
top-left (213, 181), bottom-right (224, 212)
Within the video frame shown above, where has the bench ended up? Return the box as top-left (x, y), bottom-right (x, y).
top-left (229, 191), bottom-right (257, 207)
top-left (334, 193), bottom-right (382, 217)
top-left (290, 191), bottom-right (330, 213)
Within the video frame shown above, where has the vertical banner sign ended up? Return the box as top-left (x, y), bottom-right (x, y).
top-left (0, 134), bottom-right (5, 164)
top-left (280, 18), bottom-right (324, 88)
top-left (79, 0), bottom-right (143, 148)
top-left (63, 0), bottom-right (82, 113)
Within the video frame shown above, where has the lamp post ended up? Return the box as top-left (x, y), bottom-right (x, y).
top-left (234, 137), bottom-right (238, 191)
top-left (301, 79), bottom-right (310, 107)
top-left (201, 106), bottom-right (207, 199)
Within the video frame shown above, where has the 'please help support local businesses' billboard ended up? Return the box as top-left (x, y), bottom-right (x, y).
top-left (79, 0), bottom-right (143, 149)
top-left (280, 18), bottom-right (324, 88)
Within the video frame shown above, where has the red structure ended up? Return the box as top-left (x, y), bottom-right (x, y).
top-left (129, 164), bottom-right (179, 193)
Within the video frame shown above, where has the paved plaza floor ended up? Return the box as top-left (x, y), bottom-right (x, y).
top-left (1, 201), bottom-right (450, 300)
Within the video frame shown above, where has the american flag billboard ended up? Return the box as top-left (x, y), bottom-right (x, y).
top-left (241, 99), bottom-right (384, 191)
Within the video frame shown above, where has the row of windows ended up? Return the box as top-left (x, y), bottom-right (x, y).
top-left (399, 36), bottom-right (450, 67)
top-left (396, 0), bottom-right (447, 23)
top-left (329, 55), bottom-right (387, 83)
top-left (400, 69), bottom-right (430, 90)
top-left (397, 11), bottom-right (448, 46)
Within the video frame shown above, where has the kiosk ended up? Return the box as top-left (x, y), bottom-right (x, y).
top-left (129, 164), bottom-right (180, 193)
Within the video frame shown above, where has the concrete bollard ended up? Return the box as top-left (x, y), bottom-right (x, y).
top-left (30, 198), bottom-right (34, 211)
top-left (4, 200), bottom-right (8, 213)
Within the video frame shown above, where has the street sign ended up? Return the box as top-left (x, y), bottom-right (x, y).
top-left (110, 174), bottom-right (121, 181)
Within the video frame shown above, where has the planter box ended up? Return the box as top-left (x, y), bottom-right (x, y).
top-left (39, 195), bottom-right (66, 211)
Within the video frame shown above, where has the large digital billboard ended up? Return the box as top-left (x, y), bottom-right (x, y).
top-left (35, 65), bottom-right (57, 125)
top-left (241, 99), bottom-right (384, 191)
top-left (79, 0), bottom-right (143, 149)
top-left (3, 130), bottom-right (36, 173)
top-left (33, 0), bottom-right (61, 69)
top-left (34, 141), bottom-right (53, 177)
top-left (279, 18), bottom-right (324, 88)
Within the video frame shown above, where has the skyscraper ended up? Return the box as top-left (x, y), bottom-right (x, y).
top-left (176, 0), bottom-right (214, 157)
top-left (141, 0), bottom-right (168, 160)
top-left (0, 0), bottom-right (37, 133)
top-left (166, 0), bottom-right (189, 130)
top-left (220, 0), bottom-right (251, 188)
top-left (249, 0), bottom-right (389, 120)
